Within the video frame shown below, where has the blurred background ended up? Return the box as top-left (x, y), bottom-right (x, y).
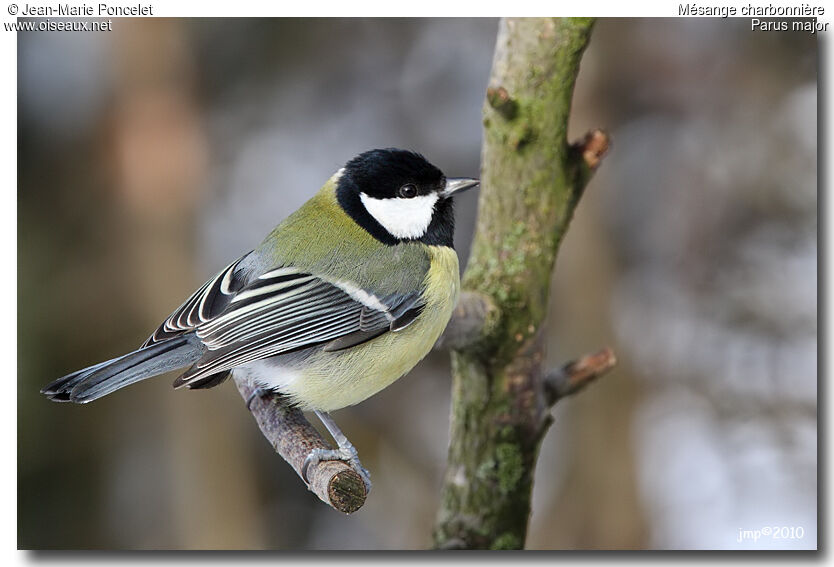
top-left (18, 18), bottom-right (816, 550)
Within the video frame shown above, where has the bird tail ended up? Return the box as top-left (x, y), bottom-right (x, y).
top-left (41, 335), bottom-right (203, 403)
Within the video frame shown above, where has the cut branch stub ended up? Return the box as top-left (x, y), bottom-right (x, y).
top-left (544, 347), bottom-right (617, 406)
top-left (234, 378), bottom-right (367, 514)
top-left (434, 291), bottom-right (499, 351)
top-left (573, 129), bottom-right (610, 170)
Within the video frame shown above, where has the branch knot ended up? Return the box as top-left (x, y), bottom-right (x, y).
top-left (486, 85), bottom-right (518, 120)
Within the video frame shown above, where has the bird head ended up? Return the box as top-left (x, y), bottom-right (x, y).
top-left (336, 148), bottom-right (479, 247)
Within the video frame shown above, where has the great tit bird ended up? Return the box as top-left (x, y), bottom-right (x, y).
top-left (42, 148), bottom-right (479, 491)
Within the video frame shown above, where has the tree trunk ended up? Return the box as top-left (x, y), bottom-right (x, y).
top-left (433, 17), bottom-right (600, 550)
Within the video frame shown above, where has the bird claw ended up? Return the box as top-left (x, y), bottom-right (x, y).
top-left (302, 445), bottom-right (372, 494)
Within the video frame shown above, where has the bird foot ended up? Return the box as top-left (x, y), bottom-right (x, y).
top-left (302, 445), bottom-right (372, 494)
top-left (245, 387), bottom-right (270, 410)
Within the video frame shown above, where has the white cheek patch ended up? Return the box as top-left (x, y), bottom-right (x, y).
top-left (359, 192), bottom-right (439, 240)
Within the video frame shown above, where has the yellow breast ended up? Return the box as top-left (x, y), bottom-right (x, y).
top-left (283, 245), bottom-right (460, 411)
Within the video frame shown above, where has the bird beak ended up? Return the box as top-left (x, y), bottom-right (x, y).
top-left (441, 177), bottom-right (480, 199)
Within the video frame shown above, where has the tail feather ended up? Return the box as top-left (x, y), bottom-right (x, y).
top-left (41, 359), bottom-right (113, 402)
top-left (42, 336), bottom-right (203, 404)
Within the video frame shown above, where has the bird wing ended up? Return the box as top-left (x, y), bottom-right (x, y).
top-left (143, 254), bottom-right (425, 387)
top-left (142, 254), bottom-right (250, 347)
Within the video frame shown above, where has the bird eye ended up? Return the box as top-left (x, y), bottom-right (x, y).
top-left (398, 184), bottom-right (418, 199)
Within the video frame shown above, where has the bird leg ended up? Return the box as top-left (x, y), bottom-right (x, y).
top-left (245, 386), bottom-right (271, 410)
top-left (302, 410), bottom-right (372, 494)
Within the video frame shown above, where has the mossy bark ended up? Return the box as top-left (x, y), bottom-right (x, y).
top-left (433, 18), bottom-right (597, 550)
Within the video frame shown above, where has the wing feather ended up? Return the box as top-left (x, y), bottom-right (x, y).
top-left (142, 247), bottom-right (428, 388)
top-left (143, 255), bottom-right (250, 347)
top-left (150, 259), bottom-right (427, 387)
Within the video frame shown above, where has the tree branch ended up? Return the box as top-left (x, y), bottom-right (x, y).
top-left (544, 347), bottom-right (617, 406)
top-left (434, 291), bottom-right (498, 351)
top-left (234, 376), bottom-right (367, 514)
top-left (434, 18), bottom-right (606, 550)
